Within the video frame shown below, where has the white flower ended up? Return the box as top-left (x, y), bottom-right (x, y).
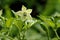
top-left (12, 5), bottom-right (37, 29)
top-left (12, 5), bottom-right (32, 21)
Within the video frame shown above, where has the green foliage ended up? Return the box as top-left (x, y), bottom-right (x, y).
top-left (0, 5), bottom-right (37, 40)
top-left (0, 0), bottom-right (60, 40)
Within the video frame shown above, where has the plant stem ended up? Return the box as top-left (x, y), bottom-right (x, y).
top-left (53, 20), bottom-right (60, 40)
top-left (54, 29), bottom-right (60, 40)
top-left (46, 27), bottom-right (50, 40)
top-left (18, 32), bottom-right (21, 40)
top-left (22, 31), bottom-right (26, 40)
top-left (18, 28), bottom-right (22, 40)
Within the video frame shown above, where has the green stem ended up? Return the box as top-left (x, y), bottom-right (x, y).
top-left (46, 27), bottom-right (50, 40)
top-left (53, 19), bottom-right (60, 40)
top-left (22, 31), bottom-right (26, 40)
top-left (18, 32), bottom-right (21, 40)
top-left (0, 34), bottom-right (13, 40)
top-left (54, 29), bottom-right (60, 40)
top-left (17, 27), bottom-right (22, 40)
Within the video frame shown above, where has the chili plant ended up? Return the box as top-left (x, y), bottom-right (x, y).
top-left (0, 5), bottom-right (37, 40)
top-left (0, 0), bottom-right (60, 40)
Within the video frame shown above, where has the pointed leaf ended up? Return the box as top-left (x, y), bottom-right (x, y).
top-left (5, 18), bottom-right (13, 28)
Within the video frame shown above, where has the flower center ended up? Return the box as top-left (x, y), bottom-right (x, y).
top-left (23, 12), bottom-right (27, 16)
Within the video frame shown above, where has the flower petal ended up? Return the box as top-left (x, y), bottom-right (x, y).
top-left (26, 9), bottom-right (32, 14)
top-left (27, 15), bottom-right (32, 20)
top-left (22, 5), bottom-right (27, 11)
top-left (12, 10), bottom-right (16, 13)
top-left (16, 11), bottom-right (23, 16)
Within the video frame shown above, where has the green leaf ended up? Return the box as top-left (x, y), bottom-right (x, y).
top-left (5, 18), bottom-right (13, 28)
top-left (56, 20), bottom-right (60, 28)
top-left (8, 24), bottom-right (19, 38)
top-left (52, 37), bottom-right (58, 40)
top-left (52, 12), bottom-right (60, 17)
top-left (2, 5), bottom-right (15, 18)
top-left (40, 15), bottom-right (55, 28)
top-left (53, 16), bottom-right (60, 28)
top-left (0, 10), bottom-right (2, 16)
top-left (14, 19), bottom-right (23, 31)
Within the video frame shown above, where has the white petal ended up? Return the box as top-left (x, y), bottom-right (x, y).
top-left (11, 10), bottom-right (16, 13)
top-left (16, 11), bottom-right (22, 13)
top-left (22, 5), bottom-right (27, 11)
top-left (26, 9), bottom-right (32, 14)
top-left (27, 15), bottom-right (32, 20)
top-left (16, 11), bottom-right (23, 16)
